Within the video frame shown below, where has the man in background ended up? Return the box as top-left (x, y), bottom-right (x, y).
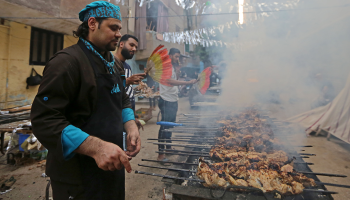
top-left (114, 34), bottom-right (145, 129)
top-left (157, 48), bottom-right (197, 162)
top-left (187, 51), bottom-right (205, 73)
top-left (146, 73), bottom-right (157, 110)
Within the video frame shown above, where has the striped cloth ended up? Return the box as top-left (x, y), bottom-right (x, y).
top-left (123, 61), bottom-right (134, 98)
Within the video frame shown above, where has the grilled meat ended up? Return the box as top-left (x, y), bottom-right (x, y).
top-left (196, 108), bottom-right (316, 195)
top-left (198, 160), bottom-right (310, 194)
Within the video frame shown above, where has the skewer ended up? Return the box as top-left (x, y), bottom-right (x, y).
top-left (156, 151), bottom-right (211, 157)
top-left (183, 114), bottom-right (219, 117)
top-left (152, 142), bottom-right (313, 150)
top-left (138, 164), bottom-right (196, 173)
top-left (165, 127), bottom-right (219, 131)
top-left (315, 181), bottom-right (350, 188)
top-left (172, 135), bottom-right (214, 137)
top-left (297, 145), bottom-right (313, 148)
top-left (152, 142), bottom-right (211, 149)
top-left (159, 149), bottom-right (209, 154)
top-left (172, 134), bottom-right (213, 140)
top-left (141, 159), bottom-right (198, 166)
top-left (159, 149), bottom-right (316, 157)
top-left (299, 153), bottom-right (316, 156)
top-left (135, 170), bottom-right (204, 182)
top-left (148, 138), bottom-right (215, 143)
top-left (164, 129), bottom-right (218, 132)
top-left (135, 170), bottom-right (339, 194)
top-left (138, 165), bottom-right (349, 189)
top-left (297, 171), bottom-right (347, 177)
top-left (157, 151), bottom-right (310, 158)
top-left (163, 130), bottom-right (217, 134)
top-left (302, 189), bottom-right (338, 194)
top-left (294, 162), bottom-right (314, 165)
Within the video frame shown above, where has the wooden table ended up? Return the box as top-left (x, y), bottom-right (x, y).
top-left (0, 120), bottom-right (31, 155)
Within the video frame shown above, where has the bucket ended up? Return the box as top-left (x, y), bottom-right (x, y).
top-left (18, 133), bottom-right (30, 151)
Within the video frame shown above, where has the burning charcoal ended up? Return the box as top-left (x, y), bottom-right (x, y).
top-left (239, 141), bottom-right (247, 147)
top-left (254, 145), bottom-right (265, 152)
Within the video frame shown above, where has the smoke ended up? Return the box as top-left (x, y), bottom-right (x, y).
top-left (203, 0), bottom-right (350, 119)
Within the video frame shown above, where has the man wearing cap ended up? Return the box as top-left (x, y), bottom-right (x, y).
top-left (30, 1), bottom-right (140, 199)
top-left (157, 48), bottom-right (197, 162)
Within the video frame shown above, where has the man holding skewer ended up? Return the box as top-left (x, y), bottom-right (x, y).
top-left (157, 48), bottom-right (197, 162)
top-left (114, 34), bottom-right (146, 130)
top-left (31, 2), bottom-right (140, 199)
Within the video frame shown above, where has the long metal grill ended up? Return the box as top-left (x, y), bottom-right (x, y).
top-left (136, 109), bottom-right (349, 200)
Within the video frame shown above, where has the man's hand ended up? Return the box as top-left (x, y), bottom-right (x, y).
top-left (124, 120), bottom-right (141, 157)
top-left (126, 73), bottom-right (146, 85)
top-left (135, 119), bottom-right (144, 131)
top-left (188, 79), bottom-right (198, 84)
top-left (75, 136), bottom-right (132, 173)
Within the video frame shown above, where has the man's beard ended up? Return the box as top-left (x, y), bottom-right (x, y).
top-left (105, 42), bottom-right (118, 51)
top-left (121, 47), bottom-right (134, 59)
top-left (172, 60), bottom-right (179, 66)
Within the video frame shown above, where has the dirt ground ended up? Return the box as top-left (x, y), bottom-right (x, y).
top-left (0, 97), bottom-right (350, 200)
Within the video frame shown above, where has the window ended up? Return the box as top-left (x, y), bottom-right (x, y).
top-left (30, 27), bottom-right (63, 65)
top-left (146, 2), bottom-right (159, 32)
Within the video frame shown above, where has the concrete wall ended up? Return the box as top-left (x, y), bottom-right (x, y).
top-left (162, 0), bottom-right (186, 32)
top-left (5, 0), bottom-right (61, 17)
top-left (0, 20), bottom-right (79, 109)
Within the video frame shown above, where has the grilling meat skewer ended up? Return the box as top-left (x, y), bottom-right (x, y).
top-left (194, 108), bottom-right (321, 195)
top-left (197, 159), bottom-right (315, 195)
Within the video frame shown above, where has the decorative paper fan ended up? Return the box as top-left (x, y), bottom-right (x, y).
top-left (145, 45), bottom-right (173, 86)
top-left (197, 67), bottom-right (212, 95)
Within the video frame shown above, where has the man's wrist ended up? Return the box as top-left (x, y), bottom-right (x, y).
top-left (124, 120), bottom-right (138, 132)
top-left (75, 136), bottom-right (102, 158)
top-left (126, 78), bottom-right (131, 85)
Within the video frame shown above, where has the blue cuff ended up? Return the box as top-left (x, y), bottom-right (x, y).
top-left (61, 125), bottom-right (89, 160)
top-left (122, 108), bottom-right (135, 124)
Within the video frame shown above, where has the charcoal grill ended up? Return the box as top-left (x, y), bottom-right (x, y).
top-left (136, 113), bottom-right (349, 200)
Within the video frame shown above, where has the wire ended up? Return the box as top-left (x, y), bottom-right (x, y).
top-left (0, 4), bottom-right (349, 20)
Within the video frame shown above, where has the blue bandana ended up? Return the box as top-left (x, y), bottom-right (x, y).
top-left (79, 1), bottom-right (122, 22)
top-left (79, 37), bottom-right (116, 74)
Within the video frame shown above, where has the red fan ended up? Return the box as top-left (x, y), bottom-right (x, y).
top-left (145, 45), bottom-right (173, 86)
top-left (197, 67), bottom-right (212, 95)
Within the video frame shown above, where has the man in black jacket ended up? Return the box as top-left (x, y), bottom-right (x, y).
top-left (30, 1), bottom-right (140, 199)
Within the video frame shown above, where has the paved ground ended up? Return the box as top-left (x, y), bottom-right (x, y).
top-left (0, 97), bottom-right (350, 199)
